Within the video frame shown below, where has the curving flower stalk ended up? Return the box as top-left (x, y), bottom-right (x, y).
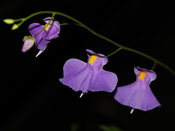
top-left (4, 11), bottom-right (175, 75)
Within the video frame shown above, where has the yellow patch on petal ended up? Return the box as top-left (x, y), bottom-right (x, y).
top-left (139, 72), bottom-right (146, 80)
top-left (89, 55), bottom-right (98, 65)
top-left (45, 24), bottom-right (50, 31)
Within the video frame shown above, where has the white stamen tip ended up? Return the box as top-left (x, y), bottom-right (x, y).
top-left (79, 93), bottom-right (84, 98)
top-left (35, 50), bottom-right (43, 57)
top-left (130, 108), bottom-right (134, 114)
top-left (35, 46), bottom-right (47, 57)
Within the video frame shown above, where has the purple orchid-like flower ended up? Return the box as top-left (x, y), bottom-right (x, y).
top-left (59, 49), bottom-right (118, 98)
top-left (28, 17), bottom-right (61, 57)
top-left (114, 66), bottom-right (161, 114)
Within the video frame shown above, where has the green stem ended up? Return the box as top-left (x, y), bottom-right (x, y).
top-left (151, 62), bottom-right (157, 70)
top-left (14, 18), bottom-right (25, 22)
top-left (16, 11), bottom-right (175, 76)
top-left (60, 23), bottom-right (70, 26)
top-left (106, 48), bottom-right (122, 57)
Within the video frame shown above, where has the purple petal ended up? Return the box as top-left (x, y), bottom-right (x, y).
top-left (44, 17), bottom-right (60, 32)
top-left (88, 69), bottom-right (118, 92)
top-left (115, 82), bottom-right (161, 111)
top-left (28, 23), bottom-right (45, 44)
top-left (60, 67), bottom-right (93, 92)
top-left (43, 17), bottom-right (52, 22)
top-left (134, 66), bottom-right (141, 75)
top-left (61, 58), bottom-right (87, 77)
top-left (44, 28), bottom-right (59, 40)
top-left (86, 49), bottom-right (95, 57)
top-left (43, 17), bottom-right (61, 39)
top-left (59, 59), bottom-right (91, 92)
top-left (147, 71), bottom-right (157, 81)
top-left (43, 17), bottom-right (54, 25)
top-left (42, 23), bottom-right (60, 40)
top-left (98, 55), bottom-right (108, 66)
top-left (36, 38), bottom-right (50, 50)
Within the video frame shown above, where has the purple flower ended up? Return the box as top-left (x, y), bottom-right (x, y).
top-left (59, 49), bottom-right (118, 97)
top-left (114, 66), bottom-right (161, 113)
top-left (28, 17), bottom-right (60, 56)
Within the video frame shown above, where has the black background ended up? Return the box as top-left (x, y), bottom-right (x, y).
top-left (1, 0), bottom-right (175, 131)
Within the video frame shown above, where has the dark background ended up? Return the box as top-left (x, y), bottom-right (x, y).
top-left (1, 0), bottom-right (175, 131)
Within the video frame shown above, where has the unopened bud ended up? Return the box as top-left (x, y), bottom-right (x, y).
top-left (22, 36), bottom-right (35, 52)
top-left (3, 19), bottom-right (15, 24)
top-left (11, 24), bottom-right (19, 30)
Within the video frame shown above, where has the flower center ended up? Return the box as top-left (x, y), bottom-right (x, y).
top-left (139, 72), bottom-right (146, 80)
top-left (89, 55), bottom-right (98, 65)
top-left (45, 24), bottom-right (50, 31)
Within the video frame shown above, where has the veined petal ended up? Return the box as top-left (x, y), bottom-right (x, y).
top-left (140, 86), bottom-right (161, 111)
top-left (28, 23), bottom-right (45, 45)
top-left (60, 67), bottom-right (92, 93)
top-left (62, 58), bottom-right (87, 77)
top-left (43, 17), bottom-right (61, 39)
top-left (88, 69), bottom-right (118, 92)
top-left (115, 82), bottom-right (160, 111)
top-left (59, 59), bottom-right (91, 92)
top-left (36, 38), bottom-right (50, 50)
top-left (44, 30), bottom-right (59, 40)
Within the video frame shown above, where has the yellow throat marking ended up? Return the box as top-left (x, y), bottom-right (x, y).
top-left (139, 72), bottom-right (146, 80)
top-left (45, 24), bottom-right (50, 31)
top-left (89, 55), bottom-right (98, 65)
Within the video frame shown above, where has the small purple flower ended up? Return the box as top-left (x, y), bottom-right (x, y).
top-left (59, 49), bottom-right (118, 97)
top-left (114, 66), bottom-right (161, 113)
top-left (28, 17), bottom-right (60, 56)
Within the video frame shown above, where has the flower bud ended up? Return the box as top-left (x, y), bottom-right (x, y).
top-left (3, 19), bottom-right (15, 24)
top-left (22, 36), bottom-right (35, 52)
top-left (11, 24), bottom-right (19, 30)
